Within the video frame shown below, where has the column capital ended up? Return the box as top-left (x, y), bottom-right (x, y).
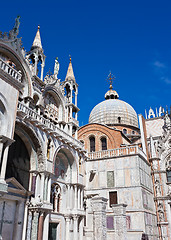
top-left (73, 214), bottom-right (78, 220)
top-left (0, 135), bottom-right (14, 147)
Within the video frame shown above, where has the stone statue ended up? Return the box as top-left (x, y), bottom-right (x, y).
top-left (54, 57), bottom-right (59, 77)
top-left (13, 16), bottom-right (20, 35)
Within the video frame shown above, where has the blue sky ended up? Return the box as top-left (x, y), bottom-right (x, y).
top-left (1, 0), bottom-right (171, 126)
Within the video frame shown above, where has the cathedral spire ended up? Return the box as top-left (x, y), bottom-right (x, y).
top-left (32, 25), bottom-right (43, 49)
top-left (65, 55), bottom-right (75, 81)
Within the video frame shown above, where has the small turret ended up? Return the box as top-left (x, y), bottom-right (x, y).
top-left (27, 26), bottom-right (46, 80)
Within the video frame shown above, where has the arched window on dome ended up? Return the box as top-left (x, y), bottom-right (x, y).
top-left (90, 136), bottom-right (95, 152)
top-left (118, 117), bottom-right (121, 124)
top-left (101, 137), bottom-right (107, 150)
top-left (123, 129), bottom-right (127, 135)
top-left (132, 130), bottom-right (135, 135)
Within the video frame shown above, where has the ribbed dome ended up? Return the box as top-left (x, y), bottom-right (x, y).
top-left (89, 99), bottom-right (138, 128)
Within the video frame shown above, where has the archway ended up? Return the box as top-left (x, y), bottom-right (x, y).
top-left (5, 133), bottom-right (30, 190)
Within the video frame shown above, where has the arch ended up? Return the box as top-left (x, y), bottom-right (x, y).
top-left (53, 145), bottom-right (78, 183)
top-left (43, 86), bottom-right (65, 122)
top-left (0, 93), bottom-right (12, 136)
top-left (15, 120), bottom-right (45, 171)
top-left (89, 135), bottom-right (95, 152)
top-left (0, 43), bottom-right (33, 97)
top-left (101, 136), bottom-right (107, 150)
top-left (5, 132), bottom-right (30, 190)
top-left (50, 183), bottom-right (61, 212)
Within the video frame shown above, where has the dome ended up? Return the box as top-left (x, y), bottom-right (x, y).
top-left (89, 99), bottom-right (138, 128)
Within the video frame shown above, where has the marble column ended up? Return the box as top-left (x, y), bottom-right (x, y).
top-left (91, 196), bottom-right (108, 240)
top-left (79, 217), bottom-right (84, 240)
top-left (22, 201), bottom-right (28, 240)
top-left (65, 217), bottom-right (70, 240)
top-left (40, 63), bottom-right (44, 81)
top-left (78, 187), bottom-right (80, 209)
top-left (73, 215), bottom-right (78, 240)
top-left (80, 188), bottom-right (83, 210)
top-left (44, 175), bottom-right (48, 201)
top-left (67, 185), bottom-right (70, 210)
top-left (35, 174), bottom-right (41, 197)
top-left (26, 211), bottom-right (32, 240)
top-left (47, 177), bottom-right (51, 202)
top-left (40, 173), bottom-right (45, 200)
top-left (74, 185), bottom-right (78, 209)
top-left (0, 145), bottom-right (9, 180)
top-left (0, 142), bottom-right (3, 163)
top-left (34, 55), bottom-right (38, 76)
top-left (70, 185), bottom-right (73, 209)
top-left (13, 201), bottom-right (22, 240)
top-left (42, 213), bottom-right (49, 240)
top-left (31, 211), bottom-right (39, 240)
top-left (37, 212), bottom-right (44, 240)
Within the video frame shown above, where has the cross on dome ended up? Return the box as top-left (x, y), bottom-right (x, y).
top-left (107, 72), bottom-right (115, 90)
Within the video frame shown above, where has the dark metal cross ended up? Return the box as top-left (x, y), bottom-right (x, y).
top-left (107, 72), bottom-right (115, 89)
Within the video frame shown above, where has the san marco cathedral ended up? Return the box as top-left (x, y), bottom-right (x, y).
top-left (0, 17), bottom-right (171, 240)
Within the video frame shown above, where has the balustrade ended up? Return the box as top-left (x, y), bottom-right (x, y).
top-left (17, 102), bottom-right (83, 149)
top-left (0, 57), bottom-right (22, 82)
top-left (88, 145), bottom-right (146, 160)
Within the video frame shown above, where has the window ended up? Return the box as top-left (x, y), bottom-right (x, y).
top-left (118, 117), bottom-right (121, 123)
top-left (90, 136), bottom-right (95, 152)
top-left (109, 191), bottom-right (117, 207)
top-left (132, 130), bottom-right (135, 135)
top-left (107, 171), bottom-right (114, 188)
top-left (101, 137), bottom-right (107, 150)
top-left (166, 170), bottom-right (171, 182)
top-left (123, 129), bottom-right (127, 134)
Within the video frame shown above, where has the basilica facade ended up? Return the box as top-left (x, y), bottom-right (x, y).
top-left (0, 18), bottom-right (170, 240)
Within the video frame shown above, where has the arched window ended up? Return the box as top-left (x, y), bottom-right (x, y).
top-left (118, 117), bottom-right (121, 123)
top-left (90, 136), bottom-right (95, 152)
top-left (101, 137), bottom-right (107, 150)
top-left (132, 130), bottom-right (135, 135)
top-left (123, 129), bottom-right (127, 135)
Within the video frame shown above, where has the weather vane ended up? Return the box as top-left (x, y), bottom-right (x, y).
top-left (107, 71), bottom-right (115, 89)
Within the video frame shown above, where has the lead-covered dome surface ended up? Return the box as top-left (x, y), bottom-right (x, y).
top-left (89, 99), bottom-right (138, 128)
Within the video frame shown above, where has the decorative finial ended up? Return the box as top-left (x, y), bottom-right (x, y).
top-left (69, 55), bottom-right (71, 62)
top-left (38, 25), bottom-right (40, 29)
top-left (107, 72), bottom-right (115, 90)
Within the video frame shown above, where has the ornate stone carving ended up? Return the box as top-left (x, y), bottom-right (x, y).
top-left (29, 195), bottom-right (43, 208)
top-left (158, 201), bottom-right (165, 222)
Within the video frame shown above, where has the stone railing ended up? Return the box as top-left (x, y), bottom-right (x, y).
top-left (69, 117), bottom-right (79, 126)
top-left (17, 102), bottom-right (84, 150)
top-left (0, 57), bottom-right (22, 82)
top-left (88, 145), bottom-right (147, 160)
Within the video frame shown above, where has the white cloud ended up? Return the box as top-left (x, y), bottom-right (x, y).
top-left (153, 61), bottom-right (166, 68)
top-left (161, 77), bottom-right (171, 84)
